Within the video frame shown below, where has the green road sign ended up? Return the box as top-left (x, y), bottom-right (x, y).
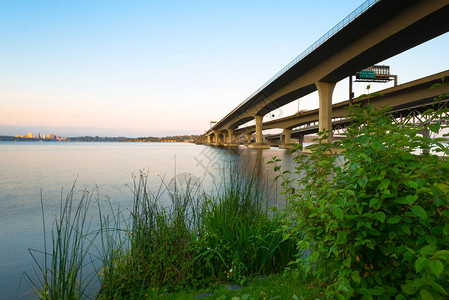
top-left (358, 70), bottom-right (376, 79)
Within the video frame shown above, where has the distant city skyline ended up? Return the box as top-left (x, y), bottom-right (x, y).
top-left (1, 0), bottom-right (448, 137)
top-left (13, 132), bottom-right (65, 140)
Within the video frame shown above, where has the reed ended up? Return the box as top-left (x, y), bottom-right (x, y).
top-left (23, 183), bottom-right (102, 299)
top-left (23, 167), bottom-right (298, 299)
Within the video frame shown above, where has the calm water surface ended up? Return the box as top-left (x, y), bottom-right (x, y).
top-left (0, 142), bottom-right (296, 299)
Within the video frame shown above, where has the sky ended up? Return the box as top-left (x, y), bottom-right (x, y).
top-left (1, 0), bottom-right (448, 138)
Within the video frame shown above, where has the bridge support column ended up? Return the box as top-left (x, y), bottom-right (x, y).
top-left (316, 81), bottom-right (336, 143)
top-left (279, 128), bottom-right (294, 149)
top-left (255, 115), bottom-right (263, 143)
top-left (224, 129), bottom-right (239, 147)
top-left (298, 135), bottom-right (304, 149)
top-left (213, 131), bottom-right (221, 146)
top-left (248, 115), bottom-right (270, 149)
top-left (207, 134), bottom-right (211, 145)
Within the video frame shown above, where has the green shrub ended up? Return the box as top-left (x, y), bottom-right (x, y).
top-left (273, 84), bottom-right (449, 299)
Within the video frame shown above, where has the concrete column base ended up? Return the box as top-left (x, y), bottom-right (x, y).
top-left (247, 143), bottom-right (271, 149)
top-left (224, 143), bottom-right (239, 147)
top-left (279, 144), bottom-right (295, 149)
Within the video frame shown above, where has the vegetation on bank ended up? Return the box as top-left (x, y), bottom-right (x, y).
top-left (271, 83), bottom-right (449, 299)
top-left (23, 170), bottom-right (300, 299)
top-left (22, 83), bottom-right (449, 299)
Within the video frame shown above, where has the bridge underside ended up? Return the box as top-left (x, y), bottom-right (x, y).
top-left (197, 0), bottom-right (449, 148)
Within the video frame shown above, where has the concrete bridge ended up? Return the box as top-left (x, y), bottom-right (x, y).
top-left (196, 0), bottom-right (449, 148)
top-left (237, 69), bottom-right (449, 148)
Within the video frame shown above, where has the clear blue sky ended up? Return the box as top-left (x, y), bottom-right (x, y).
top-left (1, 0), bottom-right (448, 137)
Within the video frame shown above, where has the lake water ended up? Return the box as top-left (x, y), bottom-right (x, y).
top-left (0, 142), bottom-right (297, 299)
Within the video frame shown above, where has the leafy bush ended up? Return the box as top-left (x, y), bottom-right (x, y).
top-left (273, 84), bottom-right (449, 299)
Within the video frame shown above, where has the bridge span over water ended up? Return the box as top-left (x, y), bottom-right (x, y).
top-left (262, 69), bottom-right (449, 147)
top-left (196, 0), bottom-right (449, 148)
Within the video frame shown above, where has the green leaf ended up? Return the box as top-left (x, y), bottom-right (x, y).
top-left (415, 226), bottom-right (426, 236)
top-left (399, 225), bottom-right (411, 235)
top-left (374, 211), bottom-right (386, 223)
top-left (415, 257), bottom-right (427, 273)
top-left (358, 175), bottom-right (368, 188)
top-left (395, 295), bottom-right (406, 300)
top-left (406, 180), bottom-right (419, 189)
top-left (333, 207), bottom-right (344, 220)
top-left (394, 197), bottom-right (409, 205)
top-left (370, 286), bottom-right (385, 295)
top-left (425, 235), bottom-right (437, 246)
top-left (429, 122), bottom-right (441, 133)
top-left (420, 245), bottom-right (436, 256)
top-left (347, 189), bottom-right (356, 197)
top-left (352, 270), bottom-right (361, 284)
top-left (358, 288), bottom-right (372, 299)
top-left (435, 250), bottom-right (449, 258)
top-left (401, 283), bottom-right (417, 295)
top-left (389, 231), bottom-right (397, 240)
top-left (388, 216), bottom-right (401, 224)
top-left (430, 82), bottom-right (442, 90)
top-left (428, 281), bottom-right (448, 295)
top-left (414, 278), bottom-right (427, 287)
top-left (337, 231), bottom-right (348, 243)
top-left (410, 205), bottom-right (427, 219)
top-left (241, 294), bottom-right (250, 300)
top-left (369, 198), bottom-right (379, 207)
top-left (405, 194), bottom-right (418, 205)
top-left (378, 178), bottom-right (390, 190)
top-left (368, 228), bottom-right (381, 236)
top-left (420, 289), bottom-right (434, 300)
top-left (428, 259), bottom-right (444, 278)
top-left (343, 257), bottom-right (351, 267)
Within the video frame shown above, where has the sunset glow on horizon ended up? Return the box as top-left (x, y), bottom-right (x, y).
top-left (1, 0), bottom-right (448, 137)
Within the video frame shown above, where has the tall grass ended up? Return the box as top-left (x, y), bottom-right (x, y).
top-left (23, 167), bottom-right (298, 299)
top-left (23, 184), bottom-right (103, 299)
top-left (198, 170), bottom-right (296, 281)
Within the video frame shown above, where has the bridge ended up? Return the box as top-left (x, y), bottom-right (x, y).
top-left (239, 69), bottom-right (449, 148)
top-left (195, 0), bottom-right (449, 148)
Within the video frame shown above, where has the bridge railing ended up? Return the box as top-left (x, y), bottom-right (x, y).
top-left (249, 0), bottom-right (379, 100)
top-left (210, 0), bottom-right (379, 134)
